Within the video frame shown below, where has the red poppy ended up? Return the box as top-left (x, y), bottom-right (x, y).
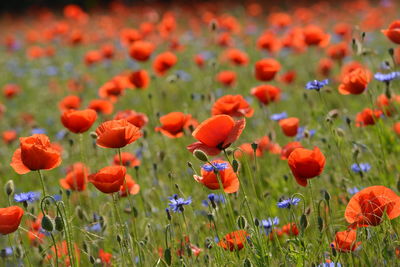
top-left (331, 230), bottom-right (360, 252)
top-left (375, 94), bottom-right (400, 117)
top-left (48, 241), bottom-right (80, 267)
top-left (88, 99), bottom-right (114, 115)
top-left (281, 223), bottom-right (299, 236)
top-left (11, 134), bottom-right (62, 174)
top-left (89, 165), bottom-right (127, 194)
top-left (355, 108), bottom-right (382, 127)
top-left (129, 40), bottom-right (155, 61)
top-left (216, 71), bottom-right (236, 87)
top-left (225, 48), bottom-right (248, 65)
top-left (394, 122), bottom-right (400, 136)
top-left (99, 249), bottom-right (112, 266)
top-left (217, 230), bottom-right (249, 251)
top-left (153, 51), bottom-right (178, 75)
top-left (268, 12), bottom-right (292, 28)
top-left (288, 147), bottom-right (326, 186)
top-left (0, 206), bottom-right (24, 235)
top-left (98, 81), bottom-right (125, 102)
top-left (119, 174), bottom-right (140, 197)
top-left (58, 95), bottom-right (81, 111)
top-left (382, 20), bottom-right (400, 44)
top-left (194, 54), bottom-right (205, 67)
top-left (155, 112), bottom-right (194, 138)
top-left (303, 25), bottom-right (330, 47)
top-left (101, 44), bottom-right (115, 59)
top-left (327, 42), bottom-right (349, 61)
top-left (120, 28), bottom-right (142, 47)
top-left (193, 160), bottom-right (239, 193)
top-left (280, 71), bottom-right (296, 84)
top-left (113, 152), bottom-right (141, 167)
top-left (281, 141), bottom-right (303, 160)
top-left (187, 115), bottom-right (246, 156)
top-left (279, 117), bottom-right (299, 137)
top-left (61, 109), bottom-right (97, 134)
top-left (236, 136), bottom-right (281, 158)
top-left (338, 68), bottom-right (371, 95)
top-left (254, 58), bottom-right (281, 81)
top-left (3, 84), bottom-right (20, 99)
top-left (345, 186), bottom-right (400, 228)
top-left (334, 23), bottom-right (352, 39)
top-left (59, 162), bottom-right (88, 192)
top-left (114, 110), bottom-right (148, 129)
top-left (251, 85), bottom-right (281, 105)
top-left (212, 95), bottom-right (254, 118)
top-left (2, 130), bottom-right (17, 144)
top-left (257, 32), bottom-right (281, 53)
top-left (95, 119), bottom-right (142, 148)
top-left (318, 58), bottom-right (334, 77)
top-left (129, 70), bottom-right (150, 89)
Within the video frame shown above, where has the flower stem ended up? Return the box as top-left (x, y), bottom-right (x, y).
top-left (37, 170), bottom-right (47, 196)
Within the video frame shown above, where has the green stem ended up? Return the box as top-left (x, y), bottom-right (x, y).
top-left (37, 170), bottom-right (47, 196)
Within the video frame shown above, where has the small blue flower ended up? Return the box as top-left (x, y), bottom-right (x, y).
top-left (53, 194), bottom-right (62, 201)
top-left (14, 192), bottom-right (41, 203)
top-left (175, 70), bottom-right (192, 82)
top-left (56, 130), bottom-right (67, 140)
top-left (31, 128), bottom-right (46, 135)
top-left (202, 162), bottom-right (229, 172)
top-left (374, 71), bottom-right (400, 82)
top-left (305, 79), bottom-right (329, 90)
top-left (168, 194), bottom-right (192, 213)
top-left (351, 163), bottom-right (371, 173)
top-left (277, 197), bottom-right (301, 209)
top-left (347, 187), bottom-right (360, 195)
top-left (270, 112), bottom-right (288, 121)
top-left (296, 127), bottom-right (316, 141)
top-left (318, 263), bottom-right (342, 267)
top-left (206, 193), bottom-right (226, 205)
top-left (260, 217), bottom-right (279, 235)
top-left (85, 222), bottom-right (102, 232)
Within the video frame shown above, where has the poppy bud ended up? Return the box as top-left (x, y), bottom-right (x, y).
top-left (89, 132), bottom-right (97, 139)
top-left (55, 216), bottom-right (64, 232)
top-left (237, 216), bottom-right (248, 229)
top-left (165, 208), bottom-right (171, 221)
top-left (335, 128), bottom-right (345, 137)
top-left (254, 218), bottom-right (260, 227)
top-left (4, 180), bottom-right (14, 196)
top-left (41, 215), bottom-right (54, 232)
top-left (90, 256), bottom-right (95, 264)
top-left (232, 159), bottom-right (239, 172)
top-left (299, 214), bottom-right (308, 231)
top-left (327, 109), bottom-right (339, 119)
top-left (117, 234), bottom-right (122, 243)
top-left (251, 143), bottom-right (258, 152)
top-left (209, 19), bottom-right (218, 31)
top-left (389, 48), bottom-right (394, 56)
top-left (194, 149), bottom-right (209, 162)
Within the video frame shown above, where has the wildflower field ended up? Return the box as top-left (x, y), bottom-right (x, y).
top-left (1, 0), bottom-right (400, 266)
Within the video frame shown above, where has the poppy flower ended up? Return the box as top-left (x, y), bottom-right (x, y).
top-left (58, 95), bottom-right (81, 111)
top-left (280, 71), bottom-right (296, 84)
top-left (194, 160), bottom-right (239, 193)
top-left (0, 206), bottom-right (24, 235)
top-left (382, 20), bottom-right (400, 44)
top-left (345, 186), bottom-right (400, 228)
top-left (327, 42), bottom-right (349, 61)
top-left (99, 249), bottom-right (113, 266)
top-left (251, 85), bottom-right (281, 105)
top-left (331, 230), bottom-right (361, 252)
top-left (3, 84), bottom-right (20, 99)
top-left (268, 12), bottom-right (292, 28)
top-left (84, 50), bottom-right (102, 66)
top-left (11, 134), bottom-right (62, 174)
top-left (281, 141), bottom-right (303, 160)
top-left (281, 223), bottom-right (299, 236)
top-left (338, 68), bottom-right (371, 95)
top-left (98, 81), bottom-right (125, 102)
top-left (88, 165), bottom-right (127, 194)
top-left (254, 58), bottom-right (281, 81)
top-left (113, 152), bottom-right (141, 167)
top-left (101, 44), bottom-right (115, 59)
top-left (225, 48), bottom-right (248, 65)
top-left (119, 174), bottom-right (140, 197)
top-left (288, 147), bottom-right (326, 186)
top-left (61, 109), bottom-right (97, 134)
top-left (257, 32), bottom-right (281, 53)
top-left (153, 51), bottom-right (178, 75)
top-left (394, 122), bottom-right (400, 135)
top-left (95, 119), bottom-right (142, 148)
top-left (375, 94), bottom-right (400, 117)
top-left (120, 28), bottom-right (142, 46)
top-left (302, 25), bottom-right (330, 47)
top-left (129, 40), bottom-right (155, 61)
top-left (318, 58), bottom-right (334, 77)
top-left (59, 162), bottom-right (88, 192)
top-left (279, 117), bottom-right (299, 137)
top-left (88, 99), bottom-right (114, 115)
top-left (217, 230), bottom-right (249, 251)
top-left (129, 70), bottom-right (150, 89)
top-left (216, 71), bottom-right (236, 87)
top-left (48, 241), bottom-right (80, 267)
top-left (236, 136), bottom-right (281, 158)
top-left (114, 110), bottom-right (148, 129)
top-left (212, 95), bottom-right (254, 118)
top-left (194, 54), bottom-right (205, 67)
top-left (2, 130), bottom-right (17, 144)
top-left (187, 115), bottom-right (246, 156)
top-left (334, 23), bottom-right (352, 39)
top-left (155, 112), bottom-right (194, 138)
top-left (355, 108), bottom-right (382, 127)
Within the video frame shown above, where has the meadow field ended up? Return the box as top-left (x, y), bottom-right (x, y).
top-left (1, 0), bottom-right (400, 266)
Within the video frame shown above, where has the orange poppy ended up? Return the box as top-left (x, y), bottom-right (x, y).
top-left (11, 134), bottom-right (62, 174)
top-left (216, 71), bottom-right (236, 87)
top-left (375, 94), bottom-right (400, 117)
top-left (3, 84), bottom-right (20, 99)
top-left (120, 28), bottom-right (142, 47)
top-left (251, 85), bottom-right (281, 105)
top-left (99, 249), bottom-right (113, 266)
top-left (98, 81), bottom-right (125, 102)
top-left (193, 160), bottom-right (239, 193)
top-left (355, 108), bottom-right (382, 127)
top-left (153, 51), bottom-right (178, 75)
top-left (257, 32), bottom-right (281, 53)
top-left (129, 40), bottom-right (155, 61)
top-left (61, 109), bottom-right (97, 134)
top-left (114, 110), bottom-right (148, 129)
top-left (88, 99), bottom-right (114, 115)
top-left (212, 95), bottom-right (254, 118)
top-left (280, 71), bottom-right (296, 84)
top-left (279, 117), bottom-right (299, 137)
top-left (268, 12), bottom-right (292, 28)
top-left (394, 122), bottom-right (400, 135)
top-left (58, 95), bottom-right (81, 111)
top-left (48, 241), bottom-right (80, 267)
top-left (281, 223), bottom-right (299, 236)
top-left (331, 230), bottom-right (361, 252)
top-left (101, 44), bottom-right (115, 59)
top-left (302, 25), bottom-right (330, 47)
top-left (59, 162), bottom-right (88, 191)
top-left (281, 141), bottom-right (303, 160)
top-left (194, 54), bottom-right (205, 67)
top-left (0, 206), bottom-right (24, 235)
top-left (84, 50), bottom-right (102, 66)
top-left (2, 130), bottom-right (17, 144)
top-left (327, 42), bottom-right (349, 61)
top-left (113, 152), bottom-right (140, 167)
top-left (225, 48), bottom-right (248, 66)
top-left (217, 230), bottom-right (249, 251)
top-left (119, 174), bottom-right (140, 197)
top-left (155, 112), bottom-right (194, 138)
top-left (88, 165), bottom-right (127, 194)
top-left (129, 70), bottom-right (150, 89)
top-left (187, 115), bottom-right (245, 156)
top-left (254, 58), bottom-right (281, 81)
top-left (338, 68), bottom-right (371, 95)
top-left (318, 58), bottom-right (334, 77)
top-left (345, 186), bottom-right (400, 228)
top-left (288, 147), bottom-right (325, 186)
top-left (95, 119), bottom-right (142, 148)
top-left (382, 20), bottom-right (400, 44)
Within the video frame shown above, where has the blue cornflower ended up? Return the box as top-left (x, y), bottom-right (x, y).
top-left (351, 163), bottom-right (371, 173)
top-left (31, 128), bottom-right (46, 135)
top-left (318, 263), bottom-right (342, 267)
top-left (305, 79), bottom-right (329, 91)
top-left (374, 71), bottom-right (400, 82)
top-left (202, 162), bottom-right (229, 172)
top-left (85, 222), bottom-right (102, 232)
top-left (270, 112), bottom-right (288, 121)
top-left (347, 187), bottom-right (360, 195)
top-left (204, 193), bottom-right (226, 207)
top-left (168, 194), bottom-right (192, 213)
top-left (56, 130), bottom-right (67, 140)
top-left (277, 197), bottom-right (301, 209)
top-left (296, 127), bottom-right (316, 141)
top-left (1, 247), bottom-right (13, 257)
top-left (14, 192), bottom-right (41, 203)
top-left (175, 70), bottom-right (192, 82)
top-left (53, 194), bottom-right (62, 201)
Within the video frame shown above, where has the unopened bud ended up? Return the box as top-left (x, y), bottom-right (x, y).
top-left (89, 132), bottom-right (98, 139)
top-left (209, 19), bottom-right (218, 31)
top-left (41, 215), bottom-right (54, 232)
top-left (193, 149), bottom-right (209, 162)
top-left (4, 180), bottom-right (14, 196)
top-left (55, 216), bottom-right (64, 232)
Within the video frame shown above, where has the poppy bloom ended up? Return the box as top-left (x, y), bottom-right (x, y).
top-left (280, 141), bottom-right (303, 160)
top-left (302, 25), bottom-right (330, 47)
top-left (155, 112), bottom-right (195, 138)
top-left (216, 71), bottom-right (236, 87)
top-left (327, 42), bottom-right (349, 61)
top-left (355, 108), bottom-right (382, 127)
top-left (194, 160), bottom-right (239, 193)
top-left (375, 94), bottom-right (400, 117)
top-left (254, 58), bottom-right (281, 81)
top-left (119, 174), bottom-right (140, 197)
top-left (345, 186), bottom-right (400, 228)
top-left (99, 249), bottom-right (113, 266)
top-left (318, 58), bottom-right (334, 77)
top-left (3, 84), bottom-right (20, 99)
top-left (88, 99), bottom-right (114, 115)
top-left (0, 206), bottom-right (24, 235)
top-left (129, 70), bottom-right (150, 89)
top-left (187, 115), bottom-right (246, 156)
top-left (225, 48), bottom-right (248, 65)
top-left (88, 165), bottom-right (127, 194)
top-left (113, 152), bottom-right (141, 167)
top-left (394, 122), bottom-right (400, 135)
top-left (257, 32), bottom-right (281, 53)
top-left (288, 147), bottom-right (326, 186)
top-left (338, 68), bottom-right (371, 95)
top-left (212, 95), bottom-right (254, 118)
top-left (281, 223), bottom-right (299, 236)
top-left (194, 54), bottom-right (205, 67)
top-left (11, 134), bottom-right (62, 174)
top-left (101, 44), bottom-right (115, 59)
top-left (59, 162), bottom-right (89, 191)
top-left (331, 230), bottom-right (360, 252)
top-left (280, 71), bottom-right (296, 84)
top-left (251, 85), bottom-right (281, 105)
top-left (279, 117), bottom-right (299, 137)
top-left (114, 110), bottom-right (148, 129)
top-left (129, 40), bottom-right (155, 61)
top-left (217, 230), bottom-right (249, 251)
top-left (2, 130), bottom-right (17, 144)
top-left (58, 95), bottom-right (81, 111)
top-left (84, 50), bottom-right (103, 66)
top-left (61, 109), bottom-right (97, 134)
top-left (153, 51), bottom-right (178, 75)
top-left (382, 20), bottom-right (400, 44)
top-left (95, 119), bottom-right (142, 148)
top-left (48, 241), bottom-right (80, 267)
top-left (98, 81), bottom-right (125, 102)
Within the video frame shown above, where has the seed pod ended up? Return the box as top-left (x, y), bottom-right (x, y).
top-left (237, 215), bottom-right (248, 229)
top-left (318, 216), bottom-right (324, 232)
top-left (4, 180), bottom-right (14, 196)
top-left (164, 248), bottom-right (172, 266)
top-left (55, 216), bottom-right (64, 232)
top-left (41, 215), bottom-right (54, 232)
top-left (300, 214), bottom-right (308, 231)
top-left (193, 149), bottom-right (209, 162)
top-left (89, 255), bottom-right (95, 264)
top-left (232, 159), bottom-right (239, 172)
